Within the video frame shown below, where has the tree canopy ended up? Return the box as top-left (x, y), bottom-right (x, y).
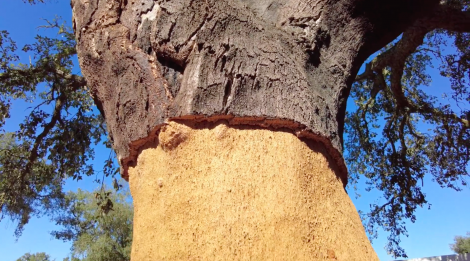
top-left (16, 252), bottom-right (54, 261)
top-left (346, 2), bottom-right (469, 256)
top-left (451, 232), bottom-right (470, 254)
top-left (0, 14), bottom-right (117, 235)
top-left (0, 0), bottom-right (469, 258)
top-left (52, 187), bottom-right (133, 261)
top-left (0, 18), bottom-right (117, 237)
top-left (13, 187), bottom-right (133, 261)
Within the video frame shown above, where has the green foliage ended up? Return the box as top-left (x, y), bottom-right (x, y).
top-left (52, 187), bottom-right (133, 261)
top-left (346, 2), bottom-right (469, 257)
top-left (62, 258), bottom-right (80, 261)
top-left (16, 252), bottom-right (54, 261)
top-left (13, 187), bottom-right (132, 261)
top-left (451, 232), bottom-right (470, 254)
top-left (0, 18), bottom-right (117, 237)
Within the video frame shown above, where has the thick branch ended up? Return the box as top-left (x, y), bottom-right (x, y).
top-left (425, 5), bottom-right (470, 33)
top-left (22, 91), bottom-right (65, 183)
top-left (410, 103), bottom-right (470, 128)
top-left (356, 24), bottom-right (429, 109)
top-left (357, 2), bottom-right (470, 109)
top-left (0, 66), bottom-right (87, 92)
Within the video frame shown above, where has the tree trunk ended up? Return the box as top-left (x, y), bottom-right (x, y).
top-left (71, 0), bottom-right (437, 259)
top-left (129, 120), bottom-right (377, 260)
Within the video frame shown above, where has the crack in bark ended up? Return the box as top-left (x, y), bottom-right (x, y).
top-left (222, 75), bottom-right (234, 111)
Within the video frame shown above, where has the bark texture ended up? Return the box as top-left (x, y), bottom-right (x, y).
top-left (129, 121), bottom-right (379, 260)
top-left (71, 0), bottom-right (439, 184)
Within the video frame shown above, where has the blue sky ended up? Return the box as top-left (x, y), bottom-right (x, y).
top-left (0, 1), bottom-right (468, 261)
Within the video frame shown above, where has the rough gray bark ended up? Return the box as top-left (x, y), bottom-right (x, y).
top-left (71, 0), bottom-right (438, 184)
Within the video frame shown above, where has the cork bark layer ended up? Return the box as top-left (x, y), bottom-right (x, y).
top-left (71, 0), bottom-right (439, 184)
top-left (129, 121), bottom-right (379, 260)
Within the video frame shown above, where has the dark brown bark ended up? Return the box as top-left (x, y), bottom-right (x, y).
top-left (71, 0), bottom-right (440, 184)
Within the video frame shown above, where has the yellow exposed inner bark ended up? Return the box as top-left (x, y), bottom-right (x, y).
top-left (128, 121), bottom-right (378, 260)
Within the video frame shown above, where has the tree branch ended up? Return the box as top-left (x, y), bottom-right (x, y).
top-left (410, 103), bottom-right (470, 128)
top-left (22, 91), bottom-right (66, 183)
top-left (357, 2), bottom-right (470, 111)
top-left (424, 5), bottom-right (470, 33)
top-left (0, 66), bottom-right (87, 96)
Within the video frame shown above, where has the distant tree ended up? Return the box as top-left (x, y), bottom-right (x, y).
top-left (451, 232), bottom-right (470, 254)
top-left (16, 252), bottom-right (54, 261)
top-left (61, 257), bottom-right (80, 261)
top-left (51, 187), bottom-right (133, 261)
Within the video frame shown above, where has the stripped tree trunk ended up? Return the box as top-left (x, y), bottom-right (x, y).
top-left (72, 0), bottom-right (437, 259)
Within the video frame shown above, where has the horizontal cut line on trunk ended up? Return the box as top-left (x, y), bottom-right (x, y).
top-left (121, 115), bottom-right (348, 187)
